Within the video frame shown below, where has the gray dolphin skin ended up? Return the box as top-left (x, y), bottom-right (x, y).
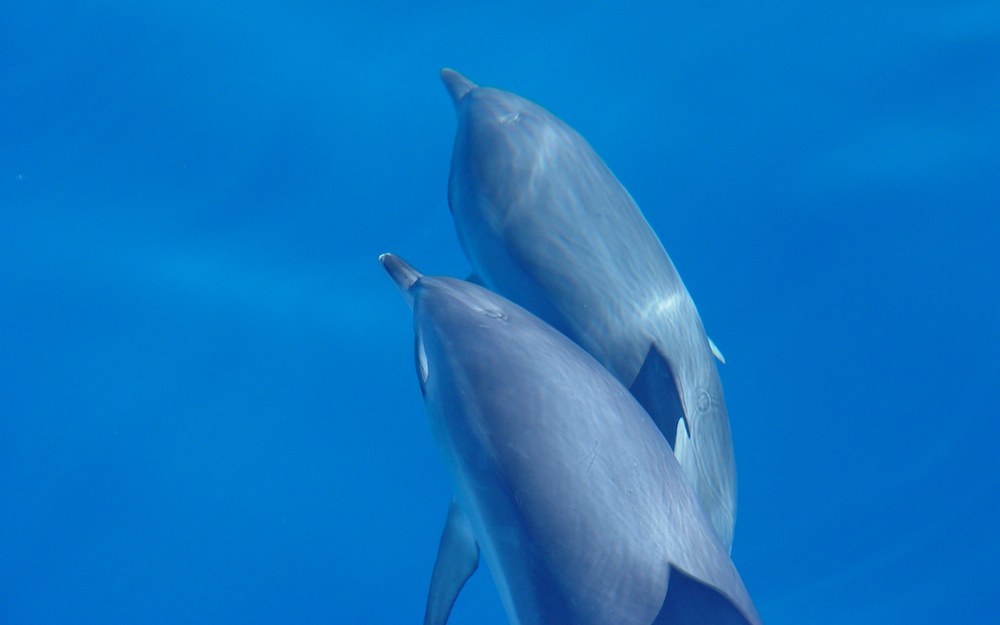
top-left (380, 253), bottom-right (760, 625)
top-left (440, 69), bottom-right (738, 550)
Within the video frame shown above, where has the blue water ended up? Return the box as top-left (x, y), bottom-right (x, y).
top-left (2, 2), bottom-right (998, 623)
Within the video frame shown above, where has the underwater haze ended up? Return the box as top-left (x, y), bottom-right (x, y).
top-left (2, 1), bottom-right (998, 623)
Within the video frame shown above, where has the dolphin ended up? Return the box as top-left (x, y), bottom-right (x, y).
top-left (440, 69), bottom-right (738, 550)
top-left (381, 253), bottom-right (760, 625)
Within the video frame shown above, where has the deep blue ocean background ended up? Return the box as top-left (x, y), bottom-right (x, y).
top-left (2, 2), bottom-right (998, 623)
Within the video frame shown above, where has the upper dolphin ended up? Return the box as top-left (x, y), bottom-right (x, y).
top-left (440, 69), bottom-right (739, 549)
top-left (381, 253), bottom-right (760, 625)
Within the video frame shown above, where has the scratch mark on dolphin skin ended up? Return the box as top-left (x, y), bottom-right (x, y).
top-left (586, 440), bottom-right (598, 473)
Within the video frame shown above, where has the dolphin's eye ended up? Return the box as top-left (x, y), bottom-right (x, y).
top-left (484, 309), bottom-right (507, 320)
top-left (415, 332), bottom-right (429, 397)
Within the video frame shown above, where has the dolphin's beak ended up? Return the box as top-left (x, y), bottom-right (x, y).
top-left (379, 253), bottom-right (423, 309)
top-left (440, 69), bottom-right (477, 110)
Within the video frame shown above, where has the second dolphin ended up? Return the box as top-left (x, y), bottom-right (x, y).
top-left (440, 70), bottom-right (739, 549)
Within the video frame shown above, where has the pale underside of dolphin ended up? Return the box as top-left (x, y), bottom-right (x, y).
top-left (440, 69), bottom-right (738, 550)
top-left (381, 253), bottom-right (760, 625)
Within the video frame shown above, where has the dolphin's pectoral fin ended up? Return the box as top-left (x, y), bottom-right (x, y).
top-left (629, 346), bottom-right (688, 449)
top-left (673, 415), bottom-right (691, 459)
top-left (425, 499), bottom-right (480, 625)
top-left (465, 271), bottom-right (485, 287)
top-left (708, 337), bottom-right (726, 364)
top-left (650, 566), bottom-right (754, 625)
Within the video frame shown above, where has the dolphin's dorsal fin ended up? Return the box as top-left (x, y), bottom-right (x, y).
top-left (425, 499), bottom-right (480, 625)
top-left (465, 271), bottom-right (485, 287)
top-left (708, 337), bottom-right (726, 364)
top-left (651, 565), bottom-right (756, 625)
top-left (380, 253), bottom-right (423, 310)
top-left (440, 69), bottom-right (477, 107)
top-left (629, 346), bottom-right (688, 449)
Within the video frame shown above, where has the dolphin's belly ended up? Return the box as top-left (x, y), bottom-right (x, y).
top-left (458, 190), bottom-right (685, 380)
top-left (447, 358), bottom-right (679, 625)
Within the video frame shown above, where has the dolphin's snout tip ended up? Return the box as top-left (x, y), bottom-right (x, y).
top-left (380, 253), bottom-right (422, 309)
top-left (440, 69), bottom-right (477, 108)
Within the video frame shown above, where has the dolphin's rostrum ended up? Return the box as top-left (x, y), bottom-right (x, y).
top-left (440, 69), bottom-right (739, 550)
top-left (381, 253), bottom-right (760, 625)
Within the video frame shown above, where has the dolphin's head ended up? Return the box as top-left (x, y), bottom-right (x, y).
top-left (380, 253), bottom-right (512, 324)
top-left (380, 253), bottom-right (529, 407)
top-left (440, 70), bottom-right (584, 240)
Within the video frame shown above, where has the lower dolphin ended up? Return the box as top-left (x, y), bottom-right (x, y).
top-left (381, 253), bottom-right (760, 625)
top-left (440, 69), bottom-right (738, 550)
